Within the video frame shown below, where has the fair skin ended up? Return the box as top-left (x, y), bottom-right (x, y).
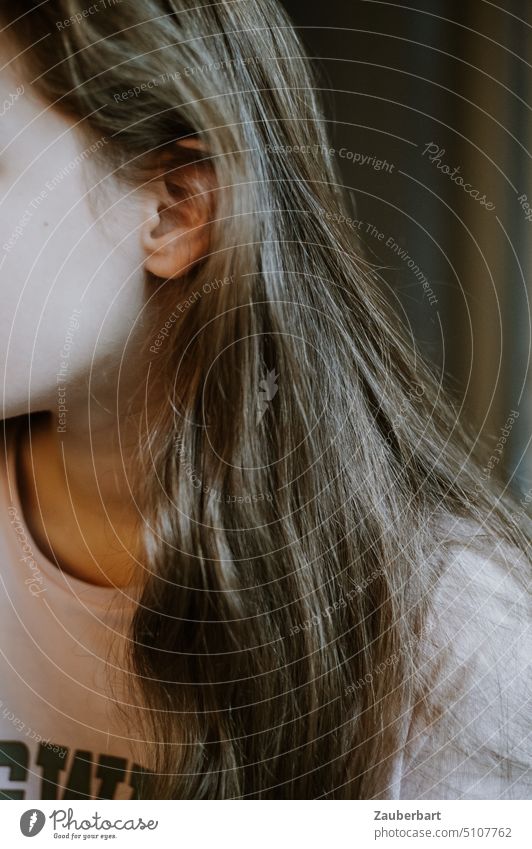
top-left (0, 50), bottom-right (212, 588)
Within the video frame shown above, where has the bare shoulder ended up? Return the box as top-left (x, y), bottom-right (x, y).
top-left (399, 518), bottom-right (532, 799)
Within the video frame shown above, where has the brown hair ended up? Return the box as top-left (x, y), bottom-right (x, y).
top-left (3, 0), bottom-right (530, 798)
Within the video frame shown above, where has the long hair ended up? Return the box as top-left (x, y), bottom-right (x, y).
top-left (3, 0), bottom-right (530, 798)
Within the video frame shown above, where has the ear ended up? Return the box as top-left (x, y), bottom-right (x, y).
top-left (140, 138), bottom-right (215, 279)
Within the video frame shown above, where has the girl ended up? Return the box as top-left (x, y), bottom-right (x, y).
top-left (0, 0), bottom-right (530, 800)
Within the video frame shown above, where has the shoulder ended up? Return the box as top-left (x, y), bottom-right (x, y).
top-left (399, 518), bottom-right (532, 799)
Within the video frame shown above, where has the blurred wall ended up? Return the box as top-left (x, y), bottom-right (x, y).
top-left (283, 0), bottom-right (532, 498)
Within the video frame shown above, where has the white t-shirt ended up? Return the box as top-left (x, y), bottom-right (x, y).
top-left (0, 421), bottom-right (146, 801)
top-left (387, 520), bottom-right (532, 800)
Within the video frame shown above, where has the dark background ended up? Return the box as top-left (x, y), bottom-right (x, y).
top-left (283, 0), bottom-right (531, 498)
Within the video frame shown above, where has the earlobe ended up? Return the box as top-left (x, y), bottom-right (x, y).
top-left (141, 145), bottom-right (214, 280)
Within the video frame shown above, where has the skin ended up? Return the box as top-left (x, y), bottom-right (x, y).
top-left (0, 47), bottom-right (212, 588)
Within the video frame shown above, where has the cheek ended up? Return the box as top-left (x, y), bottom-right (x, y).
top-left (0, 162), bottom-right (148, 416)
top-left (0, 164), bottom-right (88, 404)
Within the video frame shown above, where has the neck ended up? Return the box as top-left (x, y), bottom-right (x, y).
top-left (16, 399), bottom-right (147, 589)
